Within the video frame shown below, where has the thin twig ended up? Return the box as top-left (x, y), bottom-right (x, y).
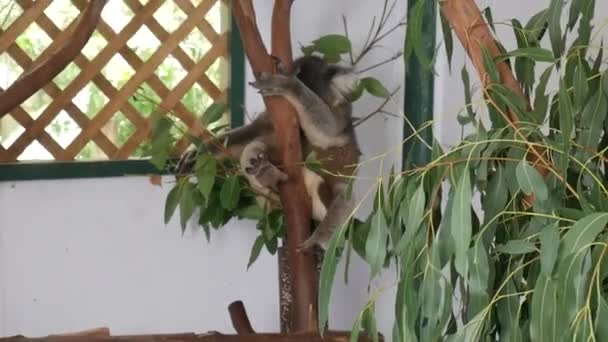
top-left (342, 14), bottom-right (354, 65)
top-left (357, 51), bottom-right (403, 73)
top-left (353, 86), bottom-right (401, 127)
top-left (353, 0), bottom-right (404, 66)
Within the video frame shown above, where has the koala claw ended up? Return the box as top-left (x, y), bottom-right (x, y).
top-left (249, 72), bottom-right (294, 97)
top-left (297, 234), bottom-right (327, 255)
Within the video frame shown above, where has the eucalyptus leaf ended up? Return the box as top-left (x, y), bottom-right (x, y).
top-left (540, 223), bottom-right (560, 276)
top-left (318, 223), bottom-right (348, 333)
top-left (439, 7), bottom-right (453, 71)
top-left (547, 0), bottom-right (564, 57)
top-left (164, 183), bottom-right (182, 225)
top-left (450, 170), bottom-right (472, 277)
top-left (366, 210), bottom-right (388, 279)
top-left (496, 240), bottom-right (538, 255)
top-left (395, 183), bottom-right (425, 254)
top-left (361, 77), bottom-right (391, 98)
top-left (179, 183), bottom-right (196, 232)
top-left (504, 47), bottom-right (555, 62)
top-left (200, 102), bottom-right (226, 126)
top-left (515, 160), bottom-right (548, 201)
top-left (196, 154), bottom-right (217, 201)
top-left (220, 176), bottom-right (241, 210)
top-left (313, 34), bottom-right (351, 56)
top-left (558, 78), bottom-right (574, 175)
top-left (247, 235), bottom-right (265, 269)
top-left (530, 275), bottom-right (559, 341)
top-left (482, 46), bottom-right (500, 84)
top-left (561, 213), bottom-right (608, 257)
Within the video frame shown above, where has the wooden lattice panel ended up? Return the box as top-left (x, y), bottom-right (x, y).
top-left (0, 0), bottom-right (230, 162)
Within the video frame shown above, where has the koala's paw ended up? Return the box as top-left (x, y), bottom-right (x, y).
top-left (249, 72), bottom-right (294, 97)
top-left (243, 150), bottom-right (287, 191)
top-left (297, 233), bottom-right (327, 255)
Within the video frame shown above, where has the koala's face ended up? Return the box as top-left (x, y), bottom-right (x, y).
top-left (326, 65), bottom-right (358, 97)
top-left (293, 55), bottom-right (359, 106)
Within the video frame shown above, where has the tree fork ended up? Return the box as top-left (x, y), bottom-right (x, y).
top-left (231, 0), bottom-right (318, 332)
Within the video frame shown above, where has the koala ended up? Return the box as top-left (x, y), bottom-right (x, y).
top-left (177, 55), bottom-right (361, 251)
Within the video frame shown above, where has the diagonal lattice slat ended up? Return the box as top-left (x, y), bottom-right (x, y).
top-left (0, 0), bottom-right (230, 162)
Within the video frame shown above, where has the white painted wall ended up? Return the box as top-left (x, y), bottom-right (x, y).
top-left (0, 0), bottom-right (405, 338)
top-left (5, 0), bottom-right (606, 338)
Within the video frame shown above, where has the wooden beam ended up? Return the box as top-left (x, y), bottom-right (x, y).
top-left (1, 331), bottom-right (380, 342)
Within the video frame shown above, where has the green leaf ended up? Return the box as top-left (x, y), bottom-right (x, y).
top-left (481, 46), bottom-right (499, 84)
top-left (349, 309), bottom-right (364, 342)
top-left (532, 66), bottom-right (554, 123)
top-left (164, 183), bottom-right (182, 224)
top-left (395, 183), bottom-right (425, 254)
top-left (200, 102), bottom-right (226, 126)
top-left (361, 304), bottom-right (378, 342)
top-left (304, 151), bottom-right (322, 173)
top-left (405, 0), bottom-right (431, 67)
top-left (496, 240), bottom-right (538, 255)
top-left (482, 163), bottom-right (508, 222)
top-left (525, 9), bottom-right (549, 44)
top-left (195, 155), bottom-right (217, 201)
top-left (515, 160), bottom-right (548, 201)
top-left (596, 295), bottom-right (608, 340)
top-left (313, 34), bottom-right (351, 56)
top-left (236, 205), bottom-right (265, 221)
top-left (247, 235), bottom-right (265, 269)
top-left (547, 0), bottom-right (564, 57)
top-left (576, 89), bottom-right (608, 160)
top-left (439, 7), bottom-right (453, 71)
top-left (530, 275), bottom-right (559, 341)
top-left (540, 223), bottom-right (560, 276)
top-left (483, 7), bottom-right (495, 32)
top-left (361, 77), bottom-right (390, 98)
top-left (450, 169), bottom-right (472, 277)
top-left (461, 65), bottom-right (475, 120)
top-left (220, 175), bottom-right (241, 210)
top-left (504, 47), bottom-right (555, 62)
top-left (365, 210), bottom-right (388, 279)
top-left (573, 60), bottom-right (590, 111)
top-left (496, 278), bottom-right (523, 342)
top-left (467, 242), bottom-right (491, 319)
top-left (561, 213), bottom-right (608, 257)
top-left (318, 223), bottom-right (348, 333)
top-left (558, 78), bottom-right (574, 175)
top-left (491, 84), bottom-right (527, 119)
top-left (420, 241), bottom-right (451, 341)
top-left (179, 183), bottom-right (196, 232)
top-left (568, 0), bottom-right (583, 29)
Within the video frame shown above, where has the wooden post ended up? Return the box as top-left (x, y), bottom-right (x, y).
top-left (231, 0), bottom-right (318, 332)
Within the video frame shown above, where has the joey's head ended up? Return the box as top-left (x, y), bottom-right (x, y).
top-left (293, 55), bottom-right (359, 102)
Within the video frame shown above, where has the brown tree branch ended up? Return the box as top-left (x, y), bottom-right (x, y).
top-left (443, 0), bottom-right (551, 206)
top-left (443, 0), bottom-right (527, 122)
top-left (0, 0), bottom-right (108, 118)
top-left (231, 0), bottom-right (317, 333)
